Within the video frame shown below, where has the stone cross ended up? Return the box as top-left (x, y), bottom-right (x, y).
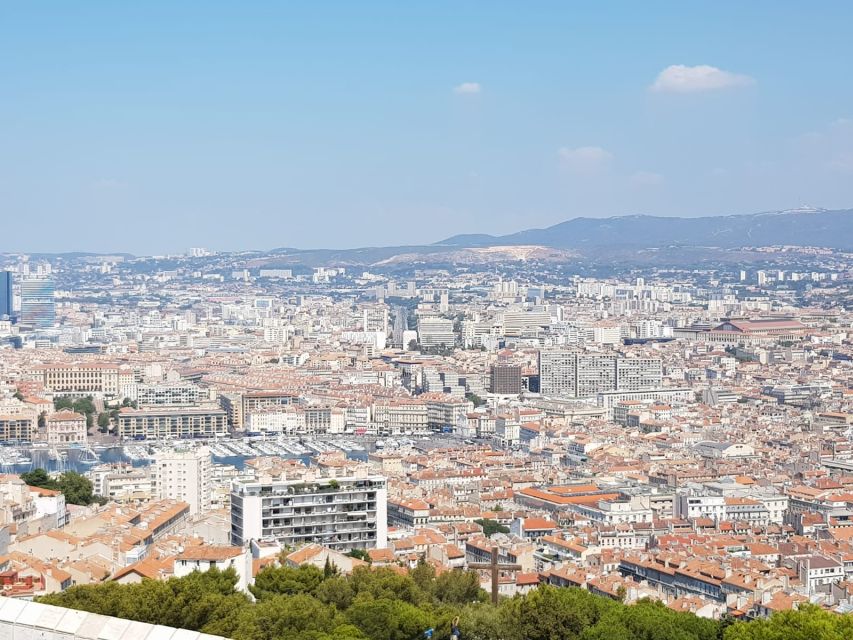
top-left (468, 546), bottom-right (522, 604)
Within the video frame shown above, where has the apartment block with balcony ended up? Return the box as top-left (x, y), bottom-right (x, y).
top-left (230, 472), bottom-right (387, 551)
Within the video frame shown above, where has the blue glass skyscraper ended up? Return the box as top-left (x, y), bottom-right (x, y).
top-left (0, 271), bottom-right (11, 320)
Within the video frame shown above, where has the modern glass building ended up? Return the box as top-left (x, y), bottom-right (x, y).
top-left (19, 276), bottom-right (55, 328)
top-left (0, 271), bottom-right (11, 320)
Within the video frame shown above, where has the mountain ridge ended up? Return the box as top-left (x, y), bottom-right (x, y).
top-left (438, 207), bottom-right (853, 250)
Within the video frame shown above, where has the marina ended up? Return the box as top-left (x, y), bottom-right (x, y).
top-left (0, 436), bottom-right (374, 474)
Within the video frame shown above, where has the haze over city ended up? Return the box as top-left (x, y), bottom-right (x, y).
top-left (4, 2), bottom-right (853, 253)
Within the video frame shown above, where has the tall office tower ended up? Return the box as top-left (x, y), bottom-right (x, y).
top-left (489, 363), bottom-right (523, 395)
top-left (0, 271), bottom-right (12, 320)
top-left (153, 446), bottom-right (212, 515)
top-left (19, 276), bottom-right (55, 328)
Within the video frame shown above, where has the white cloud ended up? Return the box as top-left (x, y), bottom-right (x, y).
top-left (628, 171), bottom-right (664, 187)
top-left (651, 64), bottom-right (754, 93)
top-left (453, 82), bottom-right (481, 94)
top-left (558, 146), bottom-right (613, 173)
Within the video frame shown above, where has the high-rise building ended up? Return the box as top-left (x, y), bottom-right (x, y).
top-left (538, 350), bottom-right (577, 397)
top-left (391, 306), bottom-right (407, 348)
top-left (489, 364), bottom-right (523, 395)
top-left (19, 276), bottom-right (55, 328)
top-left (538, 351), bottom-right (662, 398)
top-left (615, 358), bottom-right (664, 392)
top-left (417, 317), bottom-right (455, 348)
top-left (153, 446), bottom-right (212, 515)
top-left (230, 471), bottom-right (388, 551)
top-left (0, 271), bottom-right (12, 320)
top-left (363, 305), bottom-right (389, 334)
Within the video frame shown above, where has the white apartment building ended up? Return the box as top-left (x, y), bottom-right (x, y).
top-left (230, 471), bottom-right (387, 551)
top-left (153, 446), bottom-right (212, 515)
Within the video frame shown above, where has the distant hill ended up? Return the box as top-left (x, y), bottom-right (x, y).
top-left (438, 207), bottom-right (853, 250)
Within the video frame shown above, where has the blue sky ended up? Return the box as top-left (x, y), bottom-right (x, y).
top-left (2, 1), bottom-right (853, 253)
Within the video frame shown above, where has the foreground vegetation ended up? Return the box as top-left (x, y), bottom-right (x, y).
top-left (39, 563), bottom-right (852, 640)
top-left (21, 468), bottom-right (102, 506)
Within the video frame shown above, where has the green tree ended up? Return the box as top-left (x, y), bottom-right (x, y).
top-left (457, 599), bottom-right (523, 640)
top-left (346, 598), bottom-right (431, 640)
top-left (433, 570), bottom-right (486, 604)
top-left (217, 594), bottom-right (338, 640)
top-left (466, 393), bottom-right (486, 408)
top-left (72, 396), bottom-right (96, 415)
top-left (39, 564), bottom-right (843, 640)
top-left (97, 412), bottom-right (111, 430)
top-left (40, 568), bottom-right (247, 633)
top-left (410, 560), bottom-right (436, 595)
top-left (349, 566), bottom-right (427, 606)
top-left (54, 396), bottom-right (74, 411)
top-left (250, 564), bottom-right (325, 600)
top-left (347, 548), bottom-right (370, 562)
top-left (517, 585), bottom-right (616, 640)
top-left (21, 468), bottom-right (58, 490)
top-left (324, 557), bottom-right (340, 579)
top-left (724, 604), bottom-right (853, 640)
top-left (475, 518), bottom-right (510, 536)
top-left (57, 471), bottom-right (95, 505)
top-left (315, 575), bottom-right (355, 611)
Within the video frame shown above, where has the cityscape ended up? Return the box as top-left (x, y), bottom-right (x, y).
top-left (3, 3), bottom-right (853, 640)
